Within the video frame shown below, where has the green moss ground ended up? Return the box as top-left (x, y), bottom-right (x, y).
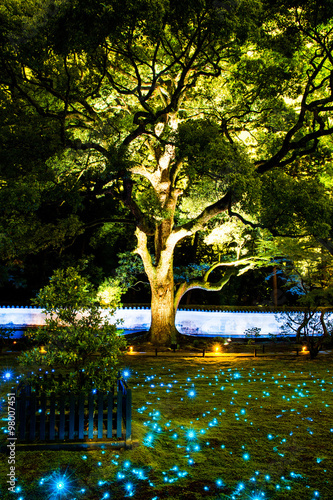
top-left (1, 351), bottom-right (333, 499)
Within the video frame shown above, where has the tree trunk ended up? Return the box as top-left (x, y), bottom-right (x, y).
top-left (150, 276), bottom-right (178, 346)
top-left (135, 227), bottom-right (180, 345)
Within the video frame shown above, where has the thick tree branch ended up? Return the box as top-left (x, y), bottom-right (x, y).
top-left (174, 257), bottom-right (264, 309)
top-left (172, 191), bottom-right (232, 242)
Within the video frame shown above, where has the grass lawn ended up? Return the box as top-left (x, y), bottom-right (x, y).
top-left (1, 350), bottom-right (333, 499)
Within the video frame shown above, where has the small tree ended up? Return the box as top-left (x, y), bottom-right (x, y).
top-left (19, 268), bottom-right (126, 393)
top-left (244, 327), bottom-right (261, 345)
top-left (266, 237), bottom-right (333, 358)
top-left (279, 308), bottom-right (330, 359)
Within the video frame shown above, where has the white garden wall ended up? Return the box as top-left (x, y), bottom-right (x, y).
top-left (1, 306), bottom-right (328, 338)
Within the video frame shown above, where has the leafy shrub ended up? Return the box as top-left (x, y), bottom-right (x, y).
top-left (18, 267), bottom-right (126, 393)
top-left (0, 326), bottom-right (14, 353)
top-left (244, 327), bottom-right (261, 344)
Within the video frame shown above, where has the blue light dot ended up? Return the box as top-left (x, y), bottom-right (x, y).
top-left (187, 430), bottom-right (196, 440)
top-left (243, 453), bottom-right (250, 460)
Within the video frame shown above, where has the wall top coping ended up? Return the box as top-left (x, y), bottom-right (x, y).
top-left (0, 304), bottom-right (332, 313)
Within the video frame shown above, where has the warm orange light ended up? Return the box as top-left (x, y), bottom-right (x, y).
top-left (13, 341), bottom-right (17, 344)
top-left (129, 346), bottom-right (133, 353)
top-left (302, 346), bottom-right (307, 352)
top-left (39, 345), bottom-right (47, 354)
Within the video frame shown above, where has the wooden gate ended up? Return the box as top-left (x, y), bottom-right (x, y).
top-left (13, 377), bottom-right (132, 450)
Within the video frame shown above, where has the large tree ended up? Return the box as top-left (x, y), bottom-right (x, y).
top-left (1, 0), bottom-right (333, 344)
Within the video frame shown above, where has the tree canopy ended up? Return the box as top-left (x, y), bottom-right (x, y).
top-left (1, 0), bottom-right (333, 343)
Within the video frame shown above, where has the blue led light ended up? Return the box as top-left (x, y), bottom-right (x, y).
top-left (45, 471), bottom-right (73, 498)
top-left (186, 429), bottom-right (196, 440)
top-left (3, 369), bottom-right (13, 380)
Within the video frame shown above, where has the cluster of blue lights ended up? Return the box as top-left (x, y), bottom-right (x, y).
top-left (1, 361), bottom-right (332, 499)
top-left (126, 364), bottom-right (331, 498)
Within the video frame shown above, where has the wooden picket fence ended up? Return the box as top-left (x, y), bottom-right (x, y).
top-left (13, 375), bottom-right (132, 450)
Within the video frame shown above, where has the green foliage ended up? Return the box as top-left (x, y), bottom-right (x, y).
top-left (18, 267), bottom-right (127, 393)
top-left (176, 119), bottom-right (259, 211)
top-left (97, 277), bottom-right (124, 307)
top-left (244, 326), bottom-right (261, 344)
top-left (259, 168), bottom-right (332, 238)
top-left (0, 326), bottom-right (14, 353)
top-left (114, 251), bottom-right (147, 288)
